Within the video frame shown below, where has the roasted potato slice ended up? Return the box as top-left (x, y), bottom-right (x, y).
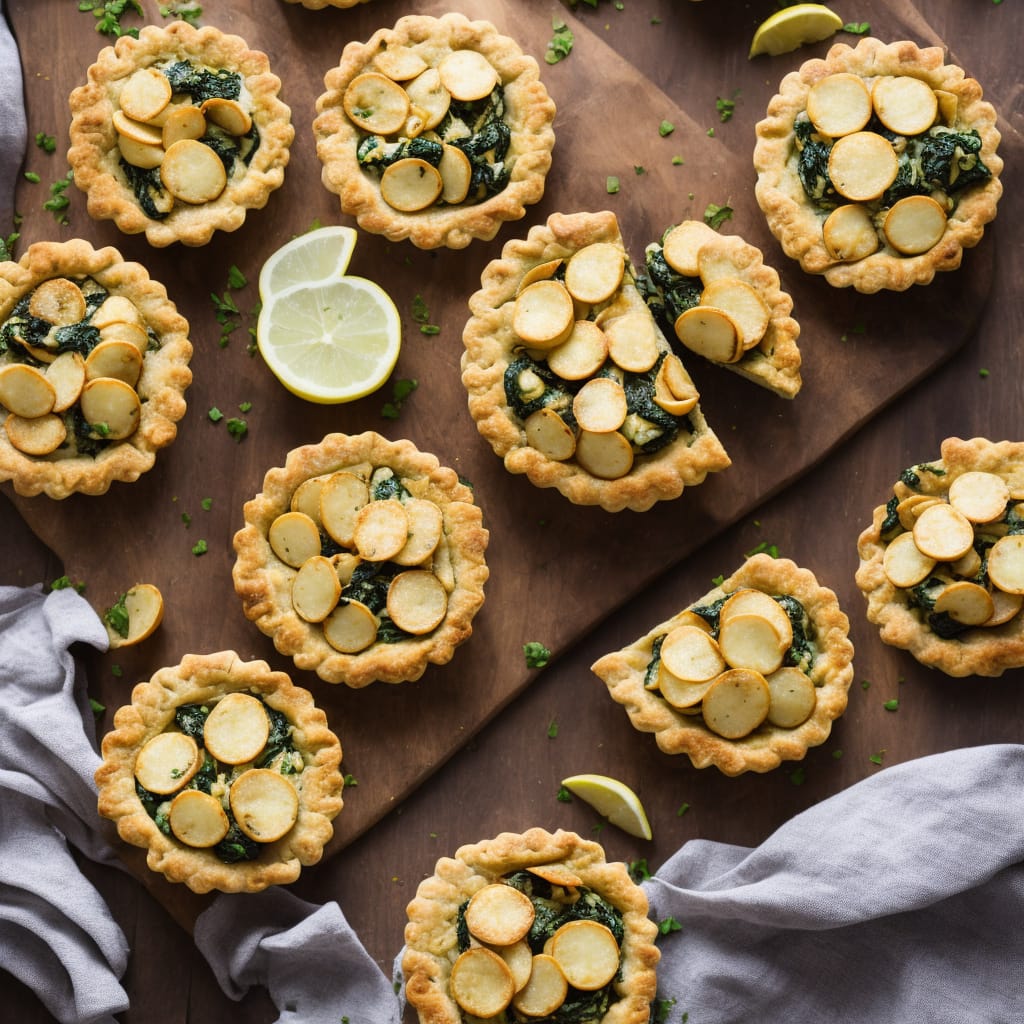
top-left (883, 530), bottom-right (937, 588)
top-left (464, 883), bottom-right (535, 946)
top-left (574, 429), bottom-right (634, 480)
top-left (717, 613), bottom-right (787, 675)
top-left (169, 789), bottom-right (230, 848)
top-left (269, 511), bottom-right (322, 568)
top-left (912, 503), bottom-right (975, 561)
top-left (548, 920), bottom-right (619, 991)
top-left (822, 204), bottom-right (880, 262)
top-left (564, 242), bottom-right (625, 306)
top-left (512, 954), bottom-right (568, 1017)
top-left (986, 535), bottom-right (1024, 596)
top-left (948, 471), bottom-right (1010, 524)
top-left (806, 72), bottom-right (872, 137)
top-left (343, 71), bottom-right (410, 134)
top-left (386, 570), bottom-right (448, 634)
top-left (322, 599), bottom-right (378, 653)
top-left (883, 195), bottom-right (947, 255)
top-left (229, 768), bottom-right (299, 843)
top-left (765, 666), bottom-right (817, 728)
top-left (438, 49), bottom-right (499, 102)
top-left (203, 692), bottom-right (271, 766)
top-left (449, 947), bottom-right (514, 1018)
top-left (134, 731), bottom-right (201, 795)
top-left (352, 498), bottom-right (409, 561)
top-left (291, 555), bottom-right (342, 623)
top-left (524, 407), bottom-right (576, 462)
top-left (701, 668), bottom-right (771, 739)
top-left (871, 75), bottom-right (938, 136)
top-left (827, 131), bottom-right (899, 202)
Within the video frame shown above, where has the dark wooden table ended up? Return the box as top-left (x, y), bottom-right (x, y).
top-left (4, 0), bottom-right (1022, 1020)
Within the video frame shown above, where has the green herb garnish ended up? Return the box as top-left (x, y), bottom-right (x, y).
top-left (703, 202), bottom-right (733, 229)
top-left (192, 539), bottom-right (209, 556)
top-left (380, 378), bottom-right (418, 420)
top-left (545, 17), bottom-right (575, 64)
top-left (843, 21), bottom-right (871, 33)
top-left (226, 417), bottom-right (247, 442)
top-left (103, 593), bottom-right (130, 638)
top-left (658, 120), bottom-right (675, 137)
top-left (606, 175), bottom-right (620, 194)
top-left (556, 785), bottom-right (573, 803)
top-left (524, 641), bottom-right (551, 668)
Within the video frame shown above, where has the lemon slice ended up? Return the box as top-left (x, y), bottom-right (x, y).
top-left (258, 225), bottom-right (358, 299)
top-left (256, 277), bottom-right (402, 403)
top-left (560, 773), bottom-right (652, 840)
top-left (749, 3), bottom-right (844, 58)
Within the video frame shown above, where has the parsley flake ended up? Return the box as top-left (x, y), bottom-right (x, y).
top-left (201, 497), bottom-right (213, 511)
top-left (606, 175), bottom-right (620, 194)
top-left (715, 94), bottom-right (738, 122)
top-left (884, 698), bottom-right (900, 712)
top-left (870, 750), bottom-right (886, 765)
top-left (677, 802), bottom-right (690, 816)
top-left (208, 407), bottom-right (224, 423)
top-left (380, 378), bottom-right (418, 420)
top-left (703, 202), bottom-right (733, 229)
top-left (191, 539), bottom-right (209, 557)
top-left (843, 21), bottom-right (871, 34)
top-left (556, 785), bottom-right (573, 803)
top-left (343, 773), bottom-right (359, 787)
top-left (226, 417), bottom-right (248, 442)
top-left (545, 17), bottom-right (575, 64)
top-left (658, 916), bottom-right (682, 936)
top-left (658, 120), bottom-right (675, 137)
top-left (50, 575), bottom-right (86, 594)
top-left (524, 641), bottom-right (551, 668)
top-left (35, 132), bottom-right (57, 153)
top-left (547, 718), bottom-right (559, 739)
top-left (24, 171), bottom-right (40, 184)
top-left (628, 858), bottom-right (651, 882)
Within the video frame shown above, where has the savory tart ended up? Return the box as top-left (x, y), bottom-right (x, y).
top-left (232, 431), bottom-right (489, 687)
top-left (593, 554), bottom-right (854, 775)
top-left (313, 12), bottom-right (556, 249)
top-left (641, 219), bottom-right (802, 398)
top-left (95, 650), bottom-right (343, 893)
top-left (0, 239), bottom-right (191, 498)
top-left (461, 210), bottom-right (731, 512)
top-left (856, 437), bottom-right (1024, 677)
top-left (403, 828), bottom-right (659, 1024)
top-left (753, 37), bottom-right (1002, 292)
top-left (68, 21), bottom-right (293, 247)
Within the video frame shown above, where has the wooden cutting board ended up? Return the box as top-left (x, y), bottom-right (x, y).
top-left (4, 0), bottom-right (991, 925)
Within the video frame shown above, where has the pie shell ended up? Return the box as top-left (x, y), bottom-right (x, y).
top-left (313, 12), bottom-right (556, 250)
top-left (856, 436), bottom-right (1024, 677)
top-left (753, 37), bottom-right (1003, 292)
top-left (592, 555), bottom-right (854, 775)
top-left (0, 239), bottom-right (192, 498)
top-left (402, 828), bottom-right (660, 1024)
top-left (232, 431), bottom-right (490, 687)
top-left (461, 210), bottom-right (732, 512)
top-left (68, 22), bottom-right (293, 248)
top-left (656, 225), bottom-right (802, 398)
top-left (95, 650), bottom-right (343, 893)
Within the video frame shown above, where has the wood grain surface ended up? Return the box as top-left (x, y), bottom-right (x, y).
top-left (3, 0), bottom-right (1021, 1021)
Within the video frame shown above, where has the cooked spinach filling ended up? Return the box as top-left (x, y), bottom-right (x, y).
top-left (454, 871), bottom-right (625, 1024)
top-left (793, 113), bottom-right (992, 212)
top-left (336, 559), bottom-right (414, 644)
top-left (135, 695), bottom-right (300, 864)
top-left (357, 86), bottom-right (512, 204)
top-left (504, 353), bottom-right (692, 457)
top-left (119, 61), bottom-right (257, 219)
top-left (638, 244), bottom-right (702, 329)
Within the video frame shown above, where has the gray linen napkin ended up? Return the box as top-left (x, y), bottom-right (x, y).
top-left (0, 585), bottom-right (129, 1024)
top-left (0, 0), bottom-right (26, 231)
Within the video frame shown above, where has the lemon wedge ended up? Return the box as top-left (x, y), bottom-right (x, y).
top-left (258, 225), bottom-right (357, 299)
top-left (561, 773), bottom-right (653, 840)
top-left (749, 3), bottom-right (844, 58)
top-left (256, 276), bottom-right (402, 404)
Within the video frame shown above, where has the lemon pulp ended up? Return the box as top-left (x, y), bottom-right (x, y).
top-left (258, 225), bottom-right (357, 299)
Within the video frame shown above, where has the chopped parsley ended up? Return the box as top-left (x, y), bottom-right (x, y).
top-left (102, 593), bottom-right (130, 638)
top-left (238, 400), bottom-right (252, 413)
top-left (653, 997), bottom-right (677, 1023)
top-left (658, 120), bottom-right (675, 137)
top-left (869, 750), bottom-right (885, 765)
top-left (715, 93), bottom-right (738, 122)
top-left (35, 132), bottom-right (57, 153)
top-left (672, 155), bottom-right (684, 166)
top-left (524, 641), bottom-right (551, 668)
top-left (159, 2), bottom-right (202, 24)
top-left (703, 202), bottom-right (733, 229)
top-left (44, 171), bottom-right (74, 225)
top-left (628, 858), bottom-right (651, 882)
top-left (50, 575), bottom-right (86, 593)
top-left (843, 21), bottom-right (871, 33)
top-left (226, 417), bottom-right (248, 442)
top-left (883, 698), bottom-right (900, 712)
top-left (676, 802), bottom-right (690, 816)
top-left (111, 663), bottom-right (123, 678)
top-left (208, 407), bottom-right (224, 422)
top-left (79, 0), bottom-right (144, 38)
top-left (556, 785), bottom-right (573, 803)
top-left (343, 773), bottom-right (359, 787)
top-left (411, 294), bottom-right (439, 335)
top-left (545, 16), bottom-right (575, 64)
top-left (606, 175), bottom-right (621, 194)
top-left (191, 539), bottom-right (209, 556)
top-left (744, 540), bottom-right (779, 558)
top-left (24, 171), bottom-right (40, 184)
top-left (89, 697), bottom-right (106, 715)
top-left (789, 765), bottom-right (807, 786)
top-left (547, 718), bottom-right (559, 739)
top-left (0, 232), bottom-right (18, 261)
top-left (380, 377), bottom-right (417, 420)
top-left (181, 512), bottom-right (192, 527)
top-left (201, 497), bottom-right (213, 510)
top-left (658, 916), bottom-right (682, 935)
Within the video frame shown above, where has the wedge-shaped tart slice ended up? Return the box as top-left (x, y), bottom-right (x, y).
top-left (642, 220), bottom-right (802, 398)
top-left (462, 210), bottom-right (731, 512)
top-left (754, 37), bottom-right (1002, 292)
top-left (0, 239), bottom-right (191, 498)
top-left (314, 12), bottom-right (556, 249)
top-left (593, 555), bottom-right (854, 774)
top-left (95, 651), bottom-right (343, 893)
top-left (68, 21), bottom-right (293, 247)
top-left (856, 437), bottom-right (1024, 676)
top-left (232, 431), bottom-right (489, 686)
top-left (403, 828), bottom-right (660, 1024)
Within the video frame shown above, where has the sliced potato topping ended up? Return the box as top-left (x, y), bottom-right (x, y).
top-left (822, 203), bottom-right (880, 262)
top-left (323, 599), bottom-right (379, 653)
top-left (320, 471), bottom-right (370, 546)
top-left (393, 497), bottom-right (444, 565)
top-left (700, 278), bottom-right (770, 351)
top-left (386, 569), bottom-right (447, 634)
top-left (827, 131), bottom-right (899, 202)
top-left (269, 510), bottom-right (323, 568)
top-left (660, 624), bottom-right (726, 683)
top-left (498, 940), bottom-right (534, 994)
top-left (438, 49), bottom-right (499, 103)
top-left (657, 663), bottom-right (716, 709)
top-left (201, 97), bottom-right (252, 137)
top-left (119, 67), bottom-right (173, 123)
top-left (450, 947), bottom-right (515, 1018)
top-left (574, 429), bottom-right (634, 480)
top-left (882, 529), bottom-right (937, 588)
top-left (572, 377), bottom-right (628, 434)
top-left (883, 195), bottom-right (947, 255)
top-left (985, 588), bottom-right (1024, 627)
top-left (161, 104), bottom-right (206, 148)
top-left (512, 954), bottom-right (568, 1017)
top-left (202, 692), bottom-right (271, 766)
top-left (701, 668), bottom-right (771, 740)
top-left (564, 242), bottom-right (626, 306)
top-left (134, 731), bottom-right (201, 795)
top-left (46, 352), bottom-right (87, 413)
top-left (100, 320), bottom-right (149, 354)
top-left (948, 471), bottom-right (1010, 524)
top-left (403, 67), bottom-right (450, 131)
top-left (674, 305), bottom-right (743, 364)
top-left (160, 138), bottom-right (228, 204)
top-left (465, 883), bottom-right (536, 947)
top-left (717, 613), bottom-right (787, 675)
top-left (546, 321), bottom-right (609, 381)
top-left (85, 339), bottom-right (144, 387)
top-left (79, 377), bottom-right (140, 440)
top-left (525, 407), bottom-right (577, 462)
top-left (662, 220), bottom-right (718, 277)
top-left (933, 580), bottom-right (995, 626)
top-left (292, 554), bottom-right (343, 623)
top-left (603, 311), bottom-right (661, 373)
top-left (896, 493), bottom-right (942, 532)
top-left (987, 535), bottom-right (1024, 596)
top-left (438, 144), bottom-right (473, 205)
top-left (352, 498), bottom-right (409, 561)
top-left (373, 45), bottom-right (429, 83)
top-left (513, 280), bottom-right (575, 349)
top-left (527, 864), bottom-right (583, 888)
top-left (765, 665), bottom-right (817, 728)
top-left (516, 258), bottom-right (563, 296)
top-left (113, 109), bottom-right (165, 148)
top-left (720, 589), bottom-right (794, 647)
top-left (806, 72), bottom-right (872, 138)
top-left (106, 582), bottom-right (165, 648)
top-left (3, 413), bottom-right (66, 456)
top-left (290, 475), bottom-right (327, 525)
top-left (0, 363), bottom-right (56, 418)
top-left (343, 71), bottom-right (411, 134)
top-left (380, 157), bottom-right (444, 213)
top-left (28, 277), bottom-right (87, 326)
top-left (654, 354), bottom-right (699, 416)
top-left (871, 75), bottom-right (938, 137)
top-left (169, 789), bottom-right (230, 848)
top-left (229, 767), bottom-right (299, 843)
top-left (912, 502), bottom-right (975, 561)
top-left (118, 134), bottom-right (166, 170)
top-left (548, 920), bottom-right (619, 991)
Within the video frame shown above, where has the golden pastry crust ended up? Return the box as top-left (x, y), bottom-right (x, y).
top-left (644, 222), bottom-right (802, 398)
top-left (462, 210), bottom-right (731, 512)
top-left (68, 22), bottom-right (293, 248)
top-left (0, 239), bottom-right (191, 498)
top-left (403, 828), bottom-right (660, 1024)
top-left (856, 437), bottom-right (1024, 677)
top-left (95, 650), bottom-right (343, 894)
top-left (593, 555), bottom-right (854, 775)
top-left (313, 12), bottom-right (556, 250)
top-left (232, 431), bottom-right (489, 687)
top-left (753, 37), bottom-right (1002, 292)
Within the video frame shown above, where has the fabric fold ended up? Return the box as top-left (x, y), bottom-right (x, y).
top-left (0, 0), bottom-right (27, 230)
